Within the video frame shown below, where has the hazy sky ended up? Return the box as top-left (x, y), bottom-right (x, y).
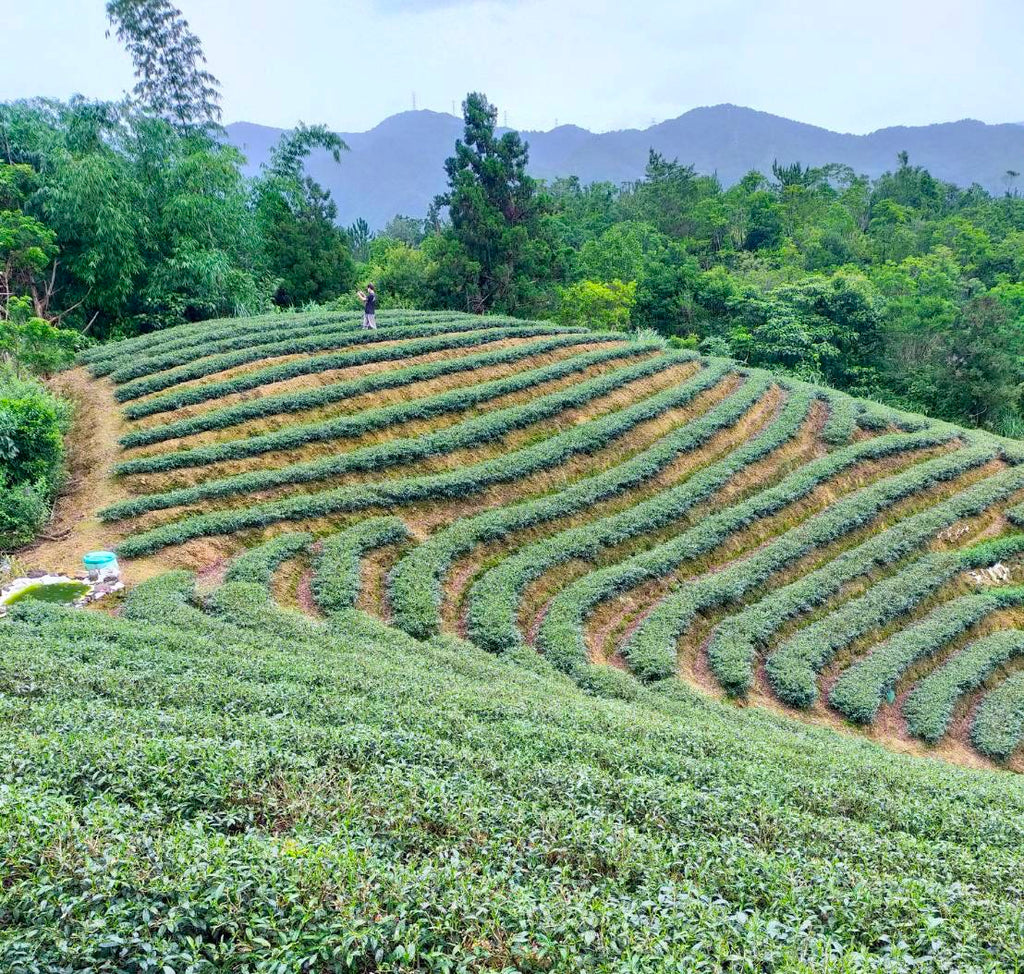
top-left (5, 0), bottom-right (1022, 134)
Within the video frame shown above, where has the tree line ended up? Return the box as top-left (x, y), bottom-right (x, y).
top-left (2, 2), bottom-right (1023, 444)
top-left (371, 94), bottom-right (1024, 437)
top-left (1, 0), bottom-right (361, 352)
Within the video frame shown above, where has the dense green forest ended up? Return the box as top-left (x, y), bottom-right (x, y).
top-left (369, 101), bottom-right (1024, 436)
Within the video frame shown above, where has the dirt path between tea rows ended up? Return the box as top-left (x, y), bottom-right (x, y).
top-left (15, 367), bottom-right (169, 585)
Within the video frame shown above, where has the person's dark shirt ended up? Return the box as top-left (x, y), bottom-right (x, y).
top-left (365, 290), bottom-right (376, 314)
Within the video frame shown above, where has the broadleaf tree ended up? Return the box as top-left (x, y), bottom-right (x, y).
top-left (254, 124), bottom-right (355, 307)
top-left (105, 0), bottom-right (222, 131)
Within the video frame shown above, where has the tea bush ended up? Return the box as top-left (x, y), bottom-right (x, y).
top-left (537, 426), bottom-right (960, 680)
top-left (904, 630), bottom-right (1024, 743)
top-left (972, 670), bottom-right (1024, 760)
top-left (2, 580), bottom-right (1024, 967)
top-left (112, 316), bottom-right (565, 400)
top-left (82, 310), bottom-right (1024, 762)
top-left (714, 467), bottom-right (1024, 699)
top-left (118, 332), bottom-right (612, 448)
top-left (830, 588), bottom-right (1024, 724)
top-left (223, 531), bottom-right (314, 587)
top-left (103, 351), bottom-right (686, 520)
top-left (767, 528), bottom-right (1024, 707)
top-left (121, 324), bottom-right (574, 418)
top-left (390, 359), bottom-right (746, 640)
top-left (115, 343), bottom-right (648, 474)
top-left (313, 517), bottom-right (410, 612)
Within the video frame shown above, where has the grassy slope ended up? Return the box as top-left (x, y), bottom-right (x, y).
top-left (2, 584), bottom-right (1023, 971)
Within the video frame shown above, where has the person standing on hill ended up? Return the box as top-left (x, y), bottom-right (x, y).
top-left (357, 283), bottom-right (377, 330)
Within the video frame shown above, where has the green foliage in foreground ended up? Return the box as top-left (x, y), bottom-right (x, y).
top-left (0, 310), bottom-right (86, 378)
top-left (2, 578), bottom-right (1024, 969)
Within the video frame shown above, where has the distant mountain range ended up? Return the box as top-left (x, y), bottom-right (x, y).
top-left (227, 105), bottom-right (1024, 230)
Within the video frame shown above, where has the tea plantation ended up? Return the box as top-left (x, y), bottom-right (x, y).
top-left (78, 309), bottom-right (1024, 764)
top-left (5, 308), bottom-right (1024, 968)
top-left (3, 561), bottom-right (1024, 969)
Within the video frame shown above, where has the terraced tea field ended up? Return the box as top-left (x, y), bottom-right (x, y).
top-left (7, 545), bottom-right (1024, 969)
top-left (63, 309), bottom-right (1024, 766)
top-left (8, 308), bottom-right (1024, 967)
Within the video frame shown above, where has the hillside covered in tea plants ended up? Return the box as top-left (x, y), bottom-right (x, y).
top-left (5, 307), bottom-right (1024, 968)
top-left (47, 308), bottom-right (1024, 767)
top-left (4, 557), bottom-right (1024, 969)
